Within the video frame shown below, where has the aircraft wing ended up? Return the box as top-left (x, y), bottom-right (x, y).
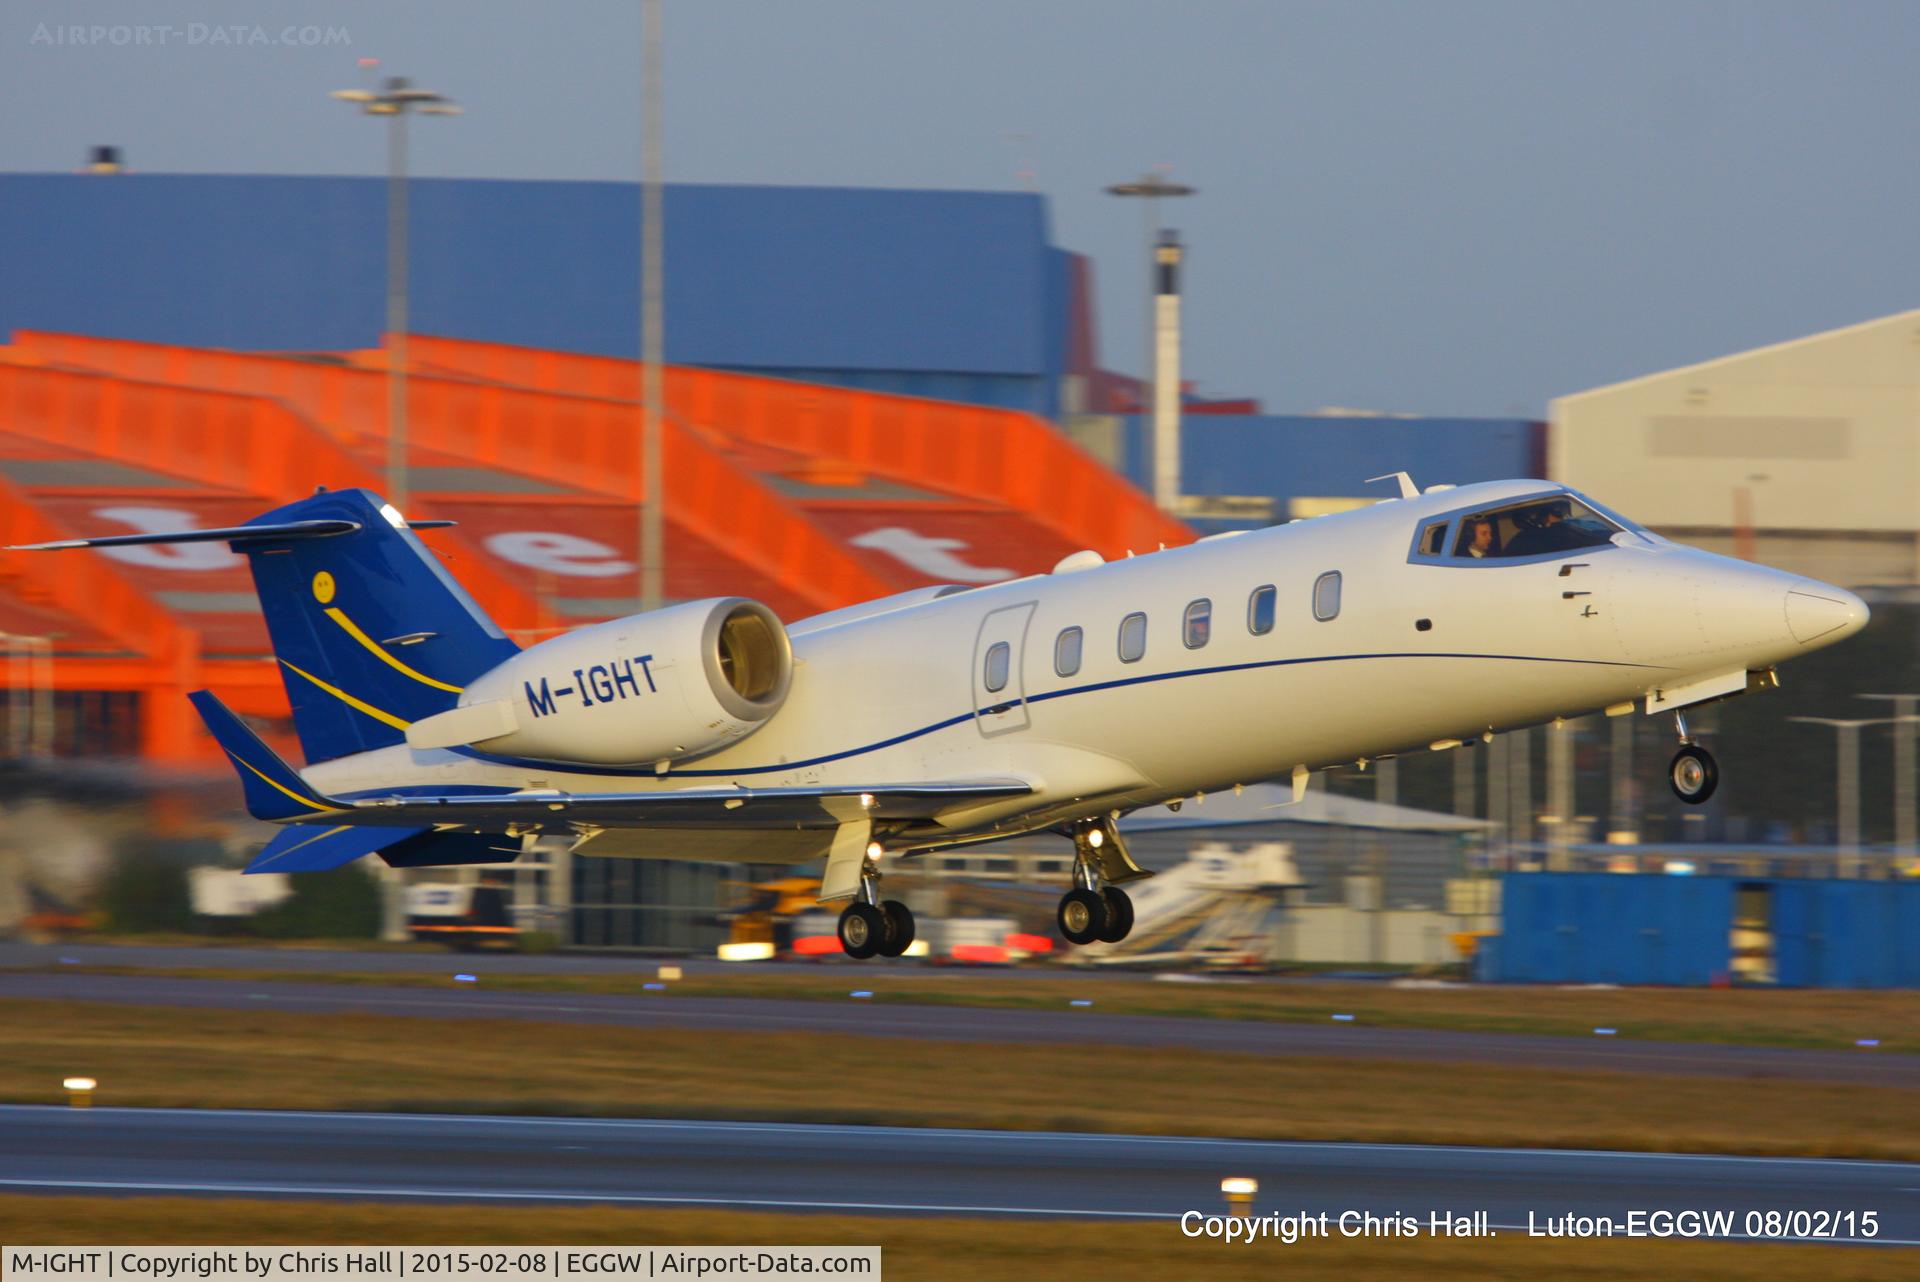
top-left (337, 779), bottom-right (1035, 829)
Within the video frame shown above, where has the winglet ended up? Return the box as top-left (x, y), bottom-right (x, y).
top-left (187, 691), bottom-right (345, 822)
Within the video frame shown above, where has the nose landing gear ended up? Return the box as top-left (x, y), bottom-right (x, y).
top-left (1056, 817), bottom-right (1148, 946)
top-left (1668, 711), bottom-right (1719, 805)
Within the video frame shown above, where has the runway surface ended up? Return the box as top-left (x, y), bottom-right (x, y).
top-left (0, 942), bottom-right (892, 978)
top-left (3, 969), bottom-right (1915, 1085)
top-left (2, 1106), bottom-right (1915, 1243)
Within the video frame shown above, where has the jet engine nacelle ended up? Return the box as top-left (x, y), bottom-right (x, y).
top-left (407, 598), bottom-right (792, 766)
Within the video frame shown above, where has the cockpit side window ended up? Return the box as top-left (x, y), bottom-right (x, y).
top-left (1417, 519), bottom-right (1451, 557)
top-left (1451, 495), bottom-right (1621, 561)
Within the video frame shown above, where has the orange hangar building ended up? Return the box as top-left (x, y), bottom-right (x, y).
top-left (0, 175), bottom-right (1188, 770)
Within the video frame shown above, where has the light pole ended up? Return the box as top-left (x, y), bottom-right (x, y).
top-left (28, 634), bottom-right (51, 758)
top-left (638, 0), bottom-right (666, 614)
top-left (1105, 172), bottom-right (1194, 514)
top-left (1452, 739), bottom-right (1475, 819)
top-left (1508, 726), bottom-right (1533, 860)
top-left (1788, 716), bottom-right (1908, 878)
top-left (1, 633), bottom-right (53, 758)
top-left (1607, 711), bottom-right (1637, 845)
top-left (323, 69), bottom-right (458, 948)
top-left (4, 633), bottom-right (29, 757)
top-left (330, 76), bottom-right (461, 512)
top-left (1858, 694), bottom-right (1919, 864)
top-left (1545, 717), bottom-right (1575, 868)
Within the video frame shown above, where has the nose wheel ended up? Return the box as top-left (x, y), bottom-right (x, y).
top-left (1667, 710), bottom-right (1719, 804)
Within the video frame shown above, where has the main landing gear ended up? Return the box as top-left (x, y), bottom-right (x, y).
top-left (1056, 818), bottom-right (1144, 946)
top-left (1668, 710), bottom-right (1719, 806)
top-left (837, 861), bottom-right (915, 960)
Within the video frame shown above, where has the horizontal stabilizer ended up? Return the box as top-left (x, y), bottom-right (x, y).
top-left (244, 824), bottom-right (518, 874)
top-left (188, 690), bottom-right (342, 822)
top-left (247, 823), bottom-right (423, 873)
top-left (8, 519), bottom-right (362, 551)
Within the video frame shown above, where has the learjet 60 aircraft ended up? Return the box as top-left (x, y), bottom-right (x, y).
top-left (17, 478), bottom-right (1868, 958)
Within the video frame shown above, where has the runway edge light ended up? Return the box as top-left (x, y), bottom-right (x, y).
top-left (63, 1076), bottom-right (96, 1108)
top-left (1221, 1176), bottom-right (1257, 1217)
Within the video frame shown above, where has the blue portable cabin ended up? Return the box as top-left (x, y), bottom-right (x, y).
top-left (1483, 871), bottom-right (1920, 988)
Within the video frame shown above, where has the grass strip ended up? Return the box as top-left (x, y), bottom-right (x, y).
top-left (0, 1196), bottom-right (1910, 1280)
top-left (2, 999), bottom-right (1915, 1160)
top-left (28, 963), bottom-right (1918, 1052)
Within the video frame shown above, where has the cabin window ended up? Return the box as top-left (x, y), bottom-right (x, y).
top-left (1054, 626), bottom-right (1083, 677)
top-left (1313, 571), bottom-right (1342, 622)
top-left (1248, 584), bottom-right (1276, 635)
top-left (983, 640), bottom-right (1011, 693)
top-left (1183, 598), bottom-right (1212, 649)
top-left (1118, 611), bottom-right (1148, 663)
top-left (1418, 519), bottom-right (1451, 557)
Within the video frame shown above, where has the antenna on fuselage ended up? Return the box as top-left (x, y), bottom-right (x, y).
top-left (1365, 471), bottom-right (1419, 499)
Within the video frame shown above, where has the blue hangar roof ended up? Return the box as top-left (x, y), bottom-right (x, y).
top-left (0, 174), bottom-right (1065, 412)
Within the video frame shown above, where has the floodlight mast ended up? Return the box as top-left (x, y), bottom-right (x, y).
top-left (1788, 714), bottom-right (1918, 878)
top-left (1857, 694), bottom-right (1920, 863)
top-left (328, 72), bottom-right (459, 945)
top-left (639, 0), bottom-right (666, 615)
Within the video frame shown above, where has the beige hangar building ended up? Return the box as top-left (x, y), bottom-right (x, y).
top-left (1550, 309), bottom-right (1920, 592)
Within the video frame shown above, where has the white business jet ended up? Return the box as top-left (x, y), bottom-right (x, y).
top-left (16, 478), bottom-right (1867, 959)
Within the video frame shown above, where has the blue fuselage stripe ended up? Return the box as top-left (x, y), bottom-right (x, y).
top-left (446, 649), bottom-right (1661, 781)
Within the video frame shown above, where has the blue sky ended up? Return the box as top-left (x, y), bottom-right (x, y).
top-left (6, 0), bottom-right (1917, 416)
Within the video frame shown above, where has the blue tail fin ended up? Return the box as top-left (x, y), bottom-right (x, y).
top-left (188, 690), bottom-right (346, 822)
top-left (237, 490), bottom-right (520, 763)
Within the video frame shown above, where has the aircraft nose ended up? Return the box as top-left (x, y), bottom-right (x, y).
top-left (1785, 583), bottom-right (1870, 647)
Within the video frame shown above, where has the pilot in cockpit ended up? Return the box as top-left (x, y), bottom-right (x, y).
top-left (1458, 517), bottom-right (1496, 559)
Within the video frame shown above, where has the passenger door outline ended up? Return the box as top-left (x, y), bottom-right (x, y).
top-left (972, 602), bottom-right (1037, 737)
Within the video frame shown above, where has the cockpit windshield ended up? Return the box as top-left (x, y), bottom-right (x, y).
top-left (1452, 494), bottom-right (1623, 561)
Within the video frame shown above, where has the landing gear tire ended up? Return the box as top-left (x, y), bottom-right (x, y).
top-left (838, 902), bottom-right (886, 959)
top-left (877, 900), bottom-right (916, 958)
top-left (1058, 887), bottom-right (1110, 946)
top-left (1669, 744), bottom-right (1718, 805)
top-left (1096, 886), bottom-right (1134, 943)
